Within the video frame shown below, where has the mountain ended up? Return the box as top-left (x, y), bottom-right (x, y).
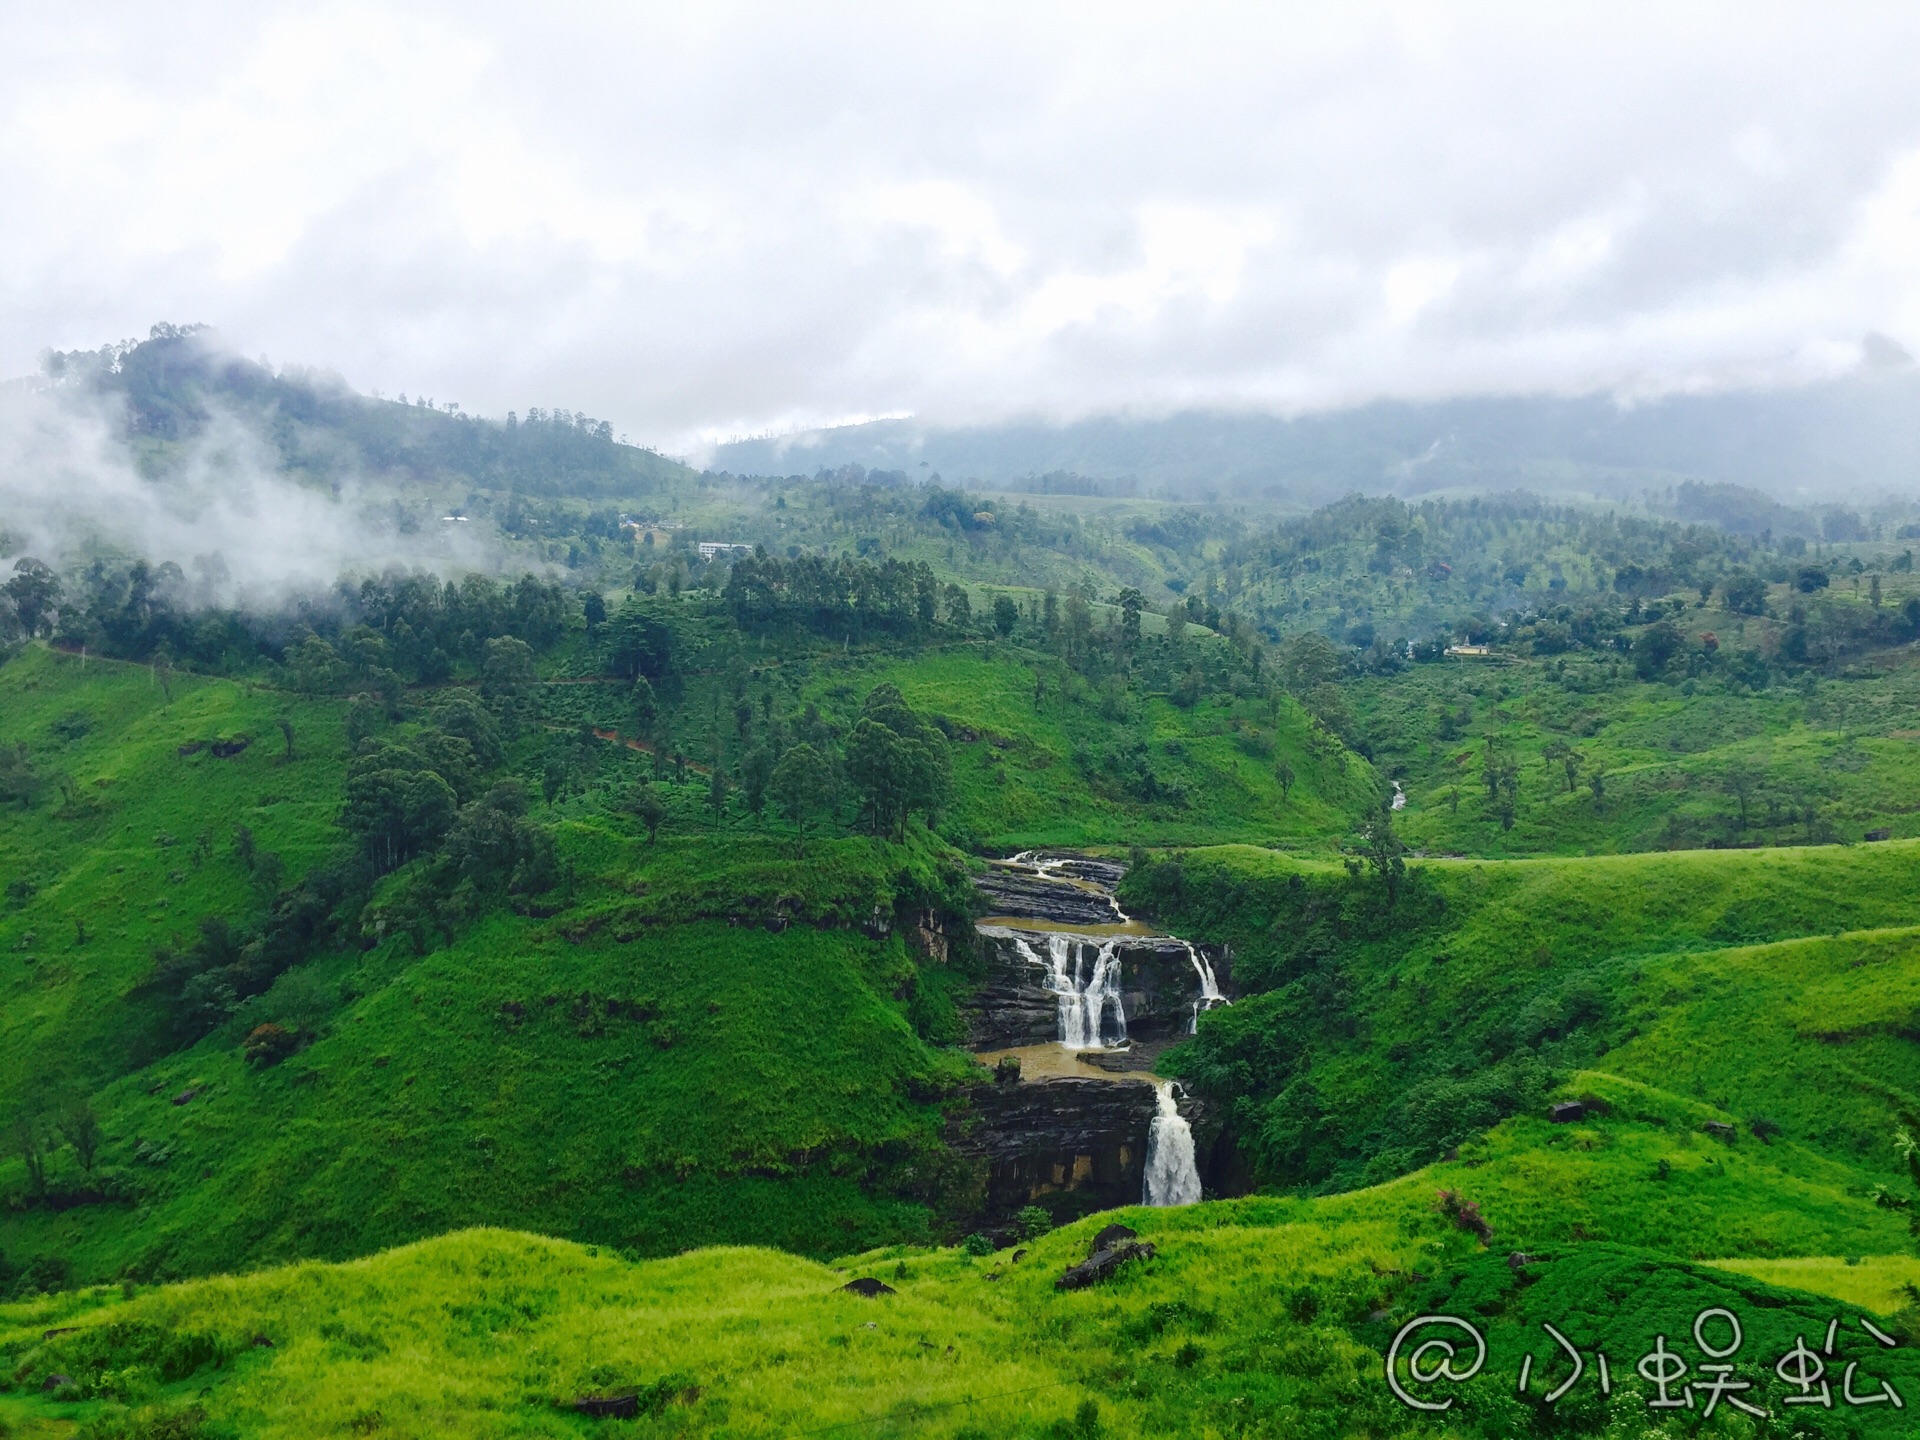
top-left (709, 368), bottom-right (1920, 507)
top-left (31, 324), bottom-right (701, 499)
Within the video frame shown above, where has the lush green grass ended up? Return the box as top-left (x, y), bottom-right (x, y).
top-left (1356, 646), bottom-right (1920, 856)
top-left (0, 908), bottom-right (973, 1286)
top-left (807, 647), bottom-right (1375, 850)
top-left (3, 1108), bottom-right (1915, 1439)
top-left (0, 649), bottom-right (993, 1289)
top-left (1126, 840), bottom-right (1920, 1196)
top-left (0, 646), bottom-right (348, 1120)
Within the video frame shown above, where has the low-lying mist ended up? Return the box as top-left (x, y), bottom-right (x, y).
top-left (0, 376), bottom-right (495, 606)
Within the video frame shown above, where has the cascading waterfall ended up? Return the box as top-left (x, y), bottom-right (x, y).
top-left (1142, 1081), bottom-right (1202, 1206)
top-left (1013, 935), bottom-right (1128, 1048)
top-left (1181, 942), bottom-right (1229, 1033)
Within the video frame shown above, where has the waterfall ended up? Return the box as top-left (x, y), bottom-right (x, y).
top-left (1014, 935), bottom-right (1128, 1048)
top-left (1181, 942), bottom-right (1229, 1033)
top-left (1142, 1081), bottom-right (1202, 1206)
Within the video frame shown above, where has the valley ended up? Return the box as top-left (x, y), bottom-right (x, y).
top-left (4, 332), bottom-right (1920, 1436)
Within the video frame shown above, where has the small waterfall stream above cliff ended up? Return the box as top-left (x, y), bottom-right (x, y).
top-left (1013, 935), bottom-right (1128, 1049)
top-left (1143, 1082), bottom-right (1202, 1206)
top-left (1181, 942), bottom-right (1229, 1033)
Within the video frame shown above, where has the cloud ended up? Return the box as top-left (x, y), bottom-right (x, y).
top-left (4, 2), bottom-right (1920, 448)
top-left (0, 377), bottom-right (492, 600)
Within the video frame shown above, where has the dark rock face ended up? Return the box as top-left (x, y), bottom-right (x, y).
top-left (973, 869), bottom-right (1121, 926)
top-left (963, 929), bottom-right (1234, 1047)
top-left (951, 1077), bottom-right (1159, 1214)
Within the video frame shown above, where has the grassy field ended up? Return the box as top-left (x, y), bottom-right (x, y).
top-left (1124, 840), bottom-right (1920, 1197)
top-left (2, 1111), bottom-right (1915, 1439)
top-left (1356, 646), bottom-right (1920, 856)
top-left (0, 646), bottom-right (348, 1120)
top-left (805, 648), bottom-right (1375, 850)
top-left (0, 649), bottom-right (1002, 1289)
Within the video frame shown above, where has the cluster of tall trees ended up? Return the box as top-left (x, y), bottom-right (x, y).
top-left (0, 553), bottom-right (576, 684)
top-left (722, 551), bottom-right (947, 641)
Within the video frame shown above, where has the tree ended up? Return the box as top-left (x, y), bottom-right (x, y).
top-left (708, 757), bottom-right (730, 827)
top-left (741, 745), bottom-right (773, 817)
top-left (56, 1097), bottom-right (102, 1173)
top-left (277, 715), bottom-right (296, 762)
top-left (992, 594), bottom-right (1018, 638)
top-left (286, 634), bottom-right (346, 694)
top-left (1541, 739), bottom-right (1580, 794)
top-left (632, 782), bottom-right (665, 844)
top-left (630, 675), bottom-right (659, 742)
top-left (1357, 803), bottom-right (1407, 906)
top-left (4, 557), bottom-right (61, 636)
top-left (1588, 763), bottom-right (1608, 809)
top-left (12, 1108), bottom-right (47, 1199)
top-left (346, 694), bottom-right (384, 749)
top-left (770, 742), bottom-right (835, 855)
top-left (583, 590), bottom-right (607, 633)
top-left (1117, 588), bottom-right (1144, 651)
top-left (1722, 572), bottom-right (1768, 616)
top-left (1275, 760), bottom-right (1295, 804)
top-left (944, 583), bottom-right (972, 628)
top-left (844, 684), bottom-right (950, 838)
top-left (480, 636), bottom-right (539, 735)
top-left (1634, 621), bottom-right (1682, 680)
top-left (1723, 765), bottom-right (1758, 829)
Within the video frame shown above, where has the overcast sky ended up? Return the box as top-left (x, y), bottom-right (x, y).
top-left (5, 3), bottom-right (1920, 452)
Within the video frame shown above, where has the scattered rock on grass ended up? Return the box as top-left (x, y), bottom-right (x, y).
top-left (1055, 1240), bottom-right (1156, 1291)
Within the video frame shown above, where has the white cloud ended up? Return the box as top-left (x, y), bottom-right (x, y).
top-left (3, 2), bottom-right (1920, 448)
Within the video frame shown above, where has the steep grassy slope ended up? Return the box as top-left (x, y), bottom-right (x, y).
top-left (1124, 841), bottom-right (1920, 1194)
top-left (809, 648), bottom-right (1375, 849)
top-left (3, 1109), bottom-right (1915, 1439)
top-left (1, 906), bottom-right (975, 1284)
top-left (0, 646), bottom-right (348, 1118)
top-left (0, 649), bottom-right (995, 1287)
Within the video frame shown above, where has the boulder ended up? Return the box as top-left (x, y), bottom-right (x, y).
top-left (840, 1278), bottom-right (896, 1297)
top-left (571, 1393), bottom-right (639, 1419)
top-left (1055, 1240), bottom-right (1157, 1291)
top-left (1703, 1121), bottom-right (1737, 1143)
top-left (1089, 1223), bottom-right (1138, 1255)
top-left (1549, 1101), bottom-right (1586, 1123)
top-left (41, 1374), bottom-right (72, 1394)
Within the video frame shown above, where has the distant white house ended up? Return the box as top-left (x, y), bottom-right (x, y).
top-left (1445, 643), bottom-right (1493, 657)
top-left (697, 542), bottom-right (754, 562)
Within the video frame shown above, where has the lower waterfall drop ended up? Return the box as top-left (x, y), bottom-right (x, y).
top-left (1142, 1081), bottom-right (1202, 1206)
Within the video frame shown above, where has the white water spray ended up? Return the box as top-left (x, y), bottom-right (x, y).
top-left (1014, 935), bottom-right (1128, 1048)
top-left (1181, 942), bottom-right (1229, 1033)
top-left (1142, 1081), bottom-right (1202, 1206)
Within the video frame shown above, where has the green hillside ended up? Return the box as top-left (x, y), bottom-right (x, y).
top-left (4, 1121), bottom-right (1916, 1438)
top-left (1123, 841), bottom-right (1920, 1194)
